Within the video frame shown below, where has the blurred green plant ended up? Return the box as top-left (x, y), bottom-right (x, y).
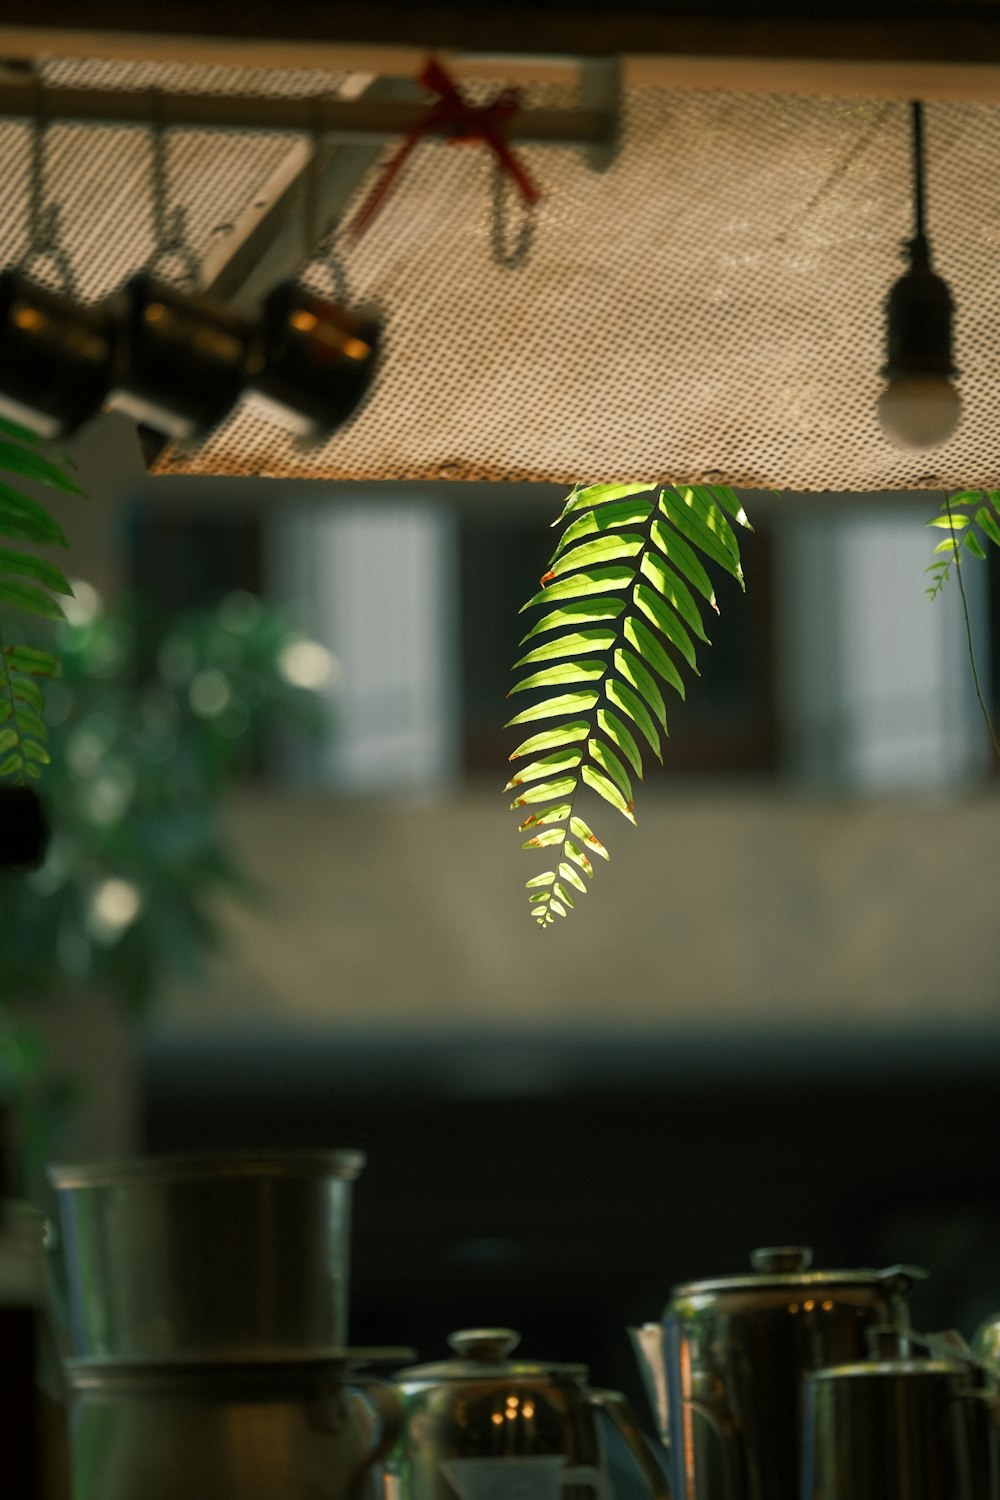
top-left (0, 414), bottom-right (82, 787)
top-left (0, 585), bottom-right (334, 1185)
top-left (926, 489), bottom-right (1000, 761)
top-left (0, 585), bottom-right (331, 1012)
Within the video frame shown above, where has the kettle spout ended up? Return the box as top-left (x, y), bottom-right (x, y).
top-left (628, 1322), bottom-right (670, 1448)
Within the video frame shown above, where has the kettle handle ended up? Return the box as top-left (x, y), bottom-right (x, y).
top-left (345, 1374), bottom-right (405, 1499)
top-left (590, 1389), bottom-right (672, 1500)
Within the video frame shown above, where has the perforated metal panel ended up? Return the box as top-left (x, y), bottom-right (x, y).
top-left (5, 58), bottom-right (1000, 490)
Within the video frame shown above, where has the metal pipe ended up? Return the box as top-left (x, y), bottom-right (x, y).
top-left (0, 76), bottom-right (614, 150)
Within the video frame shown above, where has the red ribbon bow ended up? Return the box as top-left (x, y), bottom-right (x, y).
top-left (346, 58), bottom-right (541, 242)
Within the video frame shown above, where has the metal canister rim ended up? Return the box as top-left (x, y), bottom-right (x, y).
top-left (48, 1148), bottom-right (366, 1188)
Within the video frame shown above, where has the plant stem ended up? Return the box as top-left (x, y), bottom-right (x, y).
top-left (0, 628), bottom-right (26, 786)
top-left (945, 493), bottom-right (1000, 761)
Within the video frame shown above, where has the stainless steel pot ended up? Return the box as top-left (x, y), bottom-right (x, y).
top-left (48, 1149), bottom-right (365, 1363)
top-left (630, 1245), bottom-right (926, 1500)
top-left (386, 1328), bottom-right (670, 1500)
top-left (802, 1332), bottom-right (1000, 1500)
top-left (66, 1357), bottom-right (402, 1500)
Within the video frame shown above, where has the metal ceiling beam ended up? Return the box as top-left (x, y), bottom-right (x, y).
top-left (0, 73), bottom-right (617, 155)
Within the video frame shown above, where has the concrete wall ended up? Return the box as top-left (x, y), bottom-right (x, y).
top-left (157, 780), bottom-right (1000, 1033)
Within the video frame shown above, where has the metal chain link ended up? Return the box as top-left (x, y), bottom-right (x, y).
top-left (303, 95), bottom-right (352, 305)
top-left (23, 70), bottom-right (76, 295)
top-left (148, 89), bottom-right (201, 289)
top-left (490, 162), bottom-right (536, 270)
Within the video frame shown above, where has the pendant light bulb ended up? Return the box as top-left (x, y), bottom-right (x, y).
top-left (877, 374), bottom-right (960, 448)
top-left (877, 102), bottom-right (960, 450)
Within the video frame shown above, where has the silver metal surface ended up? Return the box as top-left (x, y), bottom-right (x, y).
top-left (48, 1149), bottom-right (365, 1363)
top-left (631, 1246), bottom-right (925, 1500)
top-left (802, 1356), bottom-right (1000, 1500)
top-left (387, 1327), bottom-right (669, 1500)
top-left (66, 1359), bottom-right (402, 1500)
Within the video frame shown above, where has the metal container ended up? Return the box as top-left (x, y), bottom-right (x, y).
top-left (0, 270), bottom-right (119, 438)
top-left (386, 1328), bottom-right (670, 1500)
top-left (106, 272), bottom-right (252, 441)
top-left (802, 1336), bottom-right (1000, 1500)
top-left (66, 1356), bottom-right (402, 1500)
top-left (630, 1245), bottom-right (925, 1500)
top-left (244, 279), bottom-right (381, 441)
top-left (48, 1149), bottom-right (365, 1363)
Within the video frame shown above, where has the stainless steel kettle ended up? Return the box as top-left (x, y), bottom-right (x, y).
top-left (802, 1328), bottom-right (1000, 1500)
top-left (386, 1327), bottom-right (670, 1500)
top-left (629, 1246), bottom-right (926, 1500)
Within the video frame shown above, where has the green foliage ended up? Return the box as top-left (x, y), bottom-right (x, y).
top-left (0, 416), bottom-right (82, 786)
top-left (925, 489), bottom-right (1000, 597)
top-left (506, 482), bottom-right (752, 927)
top-left (0, 589), bottom-right (329, 1015)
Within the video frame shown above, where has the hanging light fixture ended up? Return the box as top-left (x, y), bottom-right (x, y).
top-left (877, 100), bottom-right (960, 449)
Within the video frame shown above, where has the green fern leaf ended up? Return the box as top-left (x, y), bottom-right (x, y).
top-left (513, 629), bottom-right (617, 668)
top-left (632, 582), bottom-right (699, 671)
top-left (0, 441), bottom-right (83, 495)
top-left (505, 750), bottom-right (582, 789)
top-left (569, 816), bottom-right (610, 860)
top-left (554, 481), bottom-right (655, 522)
top-left (563, 838), bottom-right (595, 877)
top-left (520, 598), bottom-right (625, 643)
top-left (0, 579), bottom-right (66, 620)
top-left (684, 486), bottom-right (744, 561)
top-left (0, 487), bottom-right (70, 548)
top-left (520, 564), bottom-right (637, 610)
top-left (640, 553), bottom-right (711, 639)
top-left (5, 646), bottom-right (60, 676)
top-left (508, 480), bottom-right (749, 925)
top-left (623, 615), bottom-right (686, 699)
top-left (505, 690), bottom-right (600, 726)
top-left (615, 646), bottom-right (668, 730)
top-left (650, 517), bottom-right (717, 605)
top-left (0, 547), bottom-right (73, 596)
top-left (558, 861), bottom-right (588, 893)
top-left (976, 507), bottom-right (1000, 548)
top-left (0, 726), bottom-right (19, 755)
top-left (661, 486), bottom-right (744, 584)
top-left (582, 763), bottom-right (636, 821)
top-left (521, 827), bottom-right (567, 849)
top-left (588, 736), bottom-right (634, 802)
top-left (553, 497), bottom-right (656, 557)
top-left (544, 533), bottom-right (645, 580)
top-left (605, 675), bottom-right (662, 757)
top-left (507, 658), bottom-right (606, 695)
top-left (509, 720), bottom-right (590, 759)
top-left (706, 485), bottom-right (754, 531)
top-left (509, 775), bottom-right (578, 808)
top-left (596, 707), bottom-right (643, 777)
top-left (519, 802), bottom-right (573, 831)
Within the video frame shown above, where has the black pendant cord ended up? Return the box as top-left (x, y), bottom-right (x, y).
top-left (910, 99), bottom-right (926, 245)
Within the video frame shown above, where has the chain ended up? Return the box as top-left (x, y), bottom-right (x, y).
top-left (490, 161), bottom-right (536, 270)
top-left (148, 90), bottom-right (201, 289)
top-left (303, 95), bottom-right (352, 305)
top-left (23, 71), bottom-right (76, 294)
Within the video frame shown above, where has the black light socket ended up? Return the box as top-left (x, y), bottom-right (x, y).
top-left (0, 784), bottom-right (50, 869)
top-left (882, 233), bottom-right (958, 382)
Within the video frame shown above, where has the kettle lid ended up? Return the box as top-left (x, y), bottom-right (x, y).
top-left (672, 1247), bottom-right (928, 1296)
top-left (394, 1328), bottom-right (589, 1383)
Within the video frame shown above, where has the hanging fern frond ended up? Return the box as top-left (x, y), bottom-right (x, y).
top-left (925, 489), bottom-right (1000, 598)
top-left (0, 416), bottom-right (81, 786)
top-left (505, 481), bottom-right (752, 927)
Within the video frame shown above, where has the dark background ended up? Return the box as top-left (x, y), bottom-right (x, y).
top-left (141, 1021), bottom-right (1000, 1422)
